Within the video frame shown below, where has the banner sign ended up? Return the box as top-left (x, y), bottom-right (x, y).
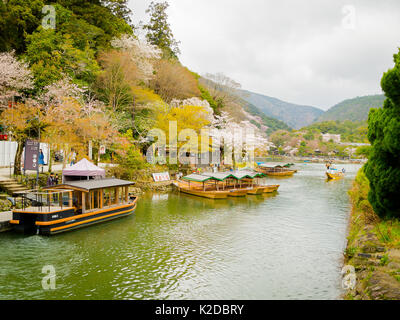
top-left (152, 172), bottom-right (170, 182)
top-left (99, 145), bottom-right (106, 155)
top-left (24, 140), bottom-right (40, 171)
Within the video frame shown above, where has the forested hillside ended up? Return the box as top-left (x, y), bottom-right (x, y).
top-left (0, 0), bottom-right (274, 177)
top-left (239, 89), bottom-right (324, 129)
top-left (317, 95), bottom-right (385, 122)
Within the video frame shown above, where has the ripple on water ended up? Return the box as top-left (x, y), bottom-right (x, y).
top-left (0, 163), bottom-right (361, 299)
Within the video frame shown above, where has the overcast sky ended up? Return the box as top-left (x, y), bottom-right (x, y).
top-left (128, 0), bottom-right (400, 110)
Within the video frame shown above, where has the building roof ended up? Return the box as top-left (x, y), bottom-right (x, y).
top-left (62, 158), bottom-right (106, 178)
top-left (49, 178), bottom-right (134, 192)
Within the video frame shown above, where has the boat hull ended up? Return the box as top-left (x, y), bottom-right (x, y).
top-left (261, 185), bottom-right (280, 193)
top-left (10, 200), bottom-right (137, 236)
top-left (174, 181), bottom-right (229, 199)
top-left (247, 187), bottom-right (265, 195)
top-left (326, 172), bottom-right (344, 180)
top-left (265, 171), bottom-right (296, 177)
top-left (228, 189), bottom-right (248, 197)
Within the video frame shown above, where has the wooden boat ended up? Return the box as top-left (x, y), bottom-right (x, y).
top-left (10, 178), bottom-right (137, 235)
top-left (173, 180), bottom-right (230, 199)
top-left (264, 170), bottom-right (296, 177)
top-left (326, 171), bottom-right (345, 180)
top-left (261, 185), bottom-right (280, 193)
top-left (247, 187), bottom-right (265, 195)
top-left (256, 164), bottom-right (297, 177)
top-left (228, 189), bottom-right (249, 197)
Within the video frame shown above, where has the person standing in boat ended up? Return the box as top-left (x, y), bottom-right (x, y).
top-left (326, 162), bottom-right (331, 170)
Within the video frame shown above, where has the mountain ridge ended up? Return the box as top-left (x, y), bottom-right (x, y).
top-left (316, 94), bottom-right (385, 122)
top-left (238, 89), bottom-right (385, 130)
top-left (239, 89), bottom-right (324, 129)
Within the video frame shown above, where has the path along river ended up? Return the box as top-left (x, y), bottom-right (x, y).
top-left (0, 163), bottom-right (361, 299)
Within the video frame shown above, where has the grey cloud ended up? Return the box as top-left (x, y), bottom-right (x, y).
top-left (130, 0), bottom-right (400, 110)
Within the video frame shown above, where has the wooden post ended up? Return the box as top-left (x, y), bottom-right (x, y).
top-left (125, 187), bottom-right (128, 203)
top-left (100, 189), bottom-right (103, 209)
top-left (69, 191), bottom-right (73, 207)
top-left (115, 187), bottom-right (119, 205)
top-left (59, 192), bottom-right (63, 208)
top-left (82, 192), bottom-right (86, 213)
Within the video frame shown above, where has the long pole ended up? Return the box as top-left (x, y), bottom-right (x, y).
top-left (36, 112), bottom-right (40, 188)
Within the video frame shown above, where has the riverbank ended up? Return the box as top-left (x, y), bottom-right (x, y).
top-left (344, 170), bottom-right (400, 300)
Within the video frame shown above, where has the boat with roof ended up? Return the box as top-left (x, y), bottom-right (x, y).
top-left (10, 159), bottom-right (137, 235)
top-left (256, 163), bottom-right (298, 177)
top-left (173, 170), bottom-right (280, 199)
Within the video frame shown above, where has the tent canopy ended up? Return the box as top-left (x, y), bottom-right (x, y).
top-left (62, 158), bottom-right (106, 178)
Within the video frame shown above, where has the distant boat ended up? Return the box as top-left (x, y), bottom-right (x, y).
top-left (256, 163), bottom-right (297, 177)
top-left (326, 169), bottom-right (345, 180)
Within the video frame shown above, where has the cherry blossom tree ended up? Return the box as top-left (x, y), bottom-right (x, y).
top-left (111, 34), bottom-right (162, 81)
top-left (0, 51), bottom-right (34, 105)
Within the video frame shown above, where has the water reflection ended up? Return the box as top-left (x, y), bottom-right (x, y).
top-left (0, 163), bottom-right (361, 300)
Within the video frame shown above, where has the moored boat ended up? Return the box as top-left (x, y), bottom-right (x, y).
top-left (10, 178), bottom-right (137, 235)
top-left (260, 185), bottom-right (280, 193)
top-left (173, 179), bottom-right (230, 199)
top-left (256, 163), bottom-right (297, 177)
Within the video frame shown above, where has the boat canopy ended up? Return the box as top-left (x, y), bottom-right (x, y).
top-left (182, 174), bottom-right (218, 183)
top-left (46, 178), bottom-right (134, 193)
top-left (202, 172), bottom-right (234, 181)
top-left (259, 163), bottom-right (283, 168)
top-left (231, 171), bottom-right (264, 180)
top-left (183, 171), bottom-right (265, 183)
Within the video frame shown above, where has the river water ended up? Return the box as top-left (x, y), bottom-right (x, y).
top-left (0, 163), bottom-right (361, 300)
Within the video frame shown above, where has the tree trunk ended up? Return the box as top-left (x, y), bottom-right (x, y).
top-left (94, 141), bottom-right (99, 166)
top-left (13, 139), bottom-right (25, 176)
top-left (48, 147), bottom-right (54, 173)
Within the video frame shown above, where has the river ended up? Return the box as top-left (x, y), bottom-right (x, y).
top-left (0, 163), bottom-right (361, 300)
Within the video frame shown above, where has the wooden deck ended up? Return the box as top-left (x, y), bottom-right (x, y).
top-left (13, 206), bottom-right (74, 213)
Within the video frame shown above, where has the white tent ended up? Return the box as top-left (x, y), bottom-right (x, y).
top-left (62, 158), bottom-right (106, 182)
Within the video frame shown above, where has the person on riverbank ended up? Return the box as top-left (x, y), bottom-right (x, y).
top-left (54, 174), bottom-right (59, 185)
top-left (39, 149), bottom-right (45, 166)
top-left (47, 173), bottom-right (55, 187)
top-left (70, 150), bottom-right (77, 166)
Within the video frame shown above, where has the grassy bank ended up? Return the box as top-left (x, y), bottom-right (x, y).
top-left (345, 169), bottom-right (400, 300)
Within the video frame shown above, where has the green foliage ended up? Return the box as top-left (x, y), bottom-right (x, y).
top-left (365, 49), bottom-right (400, 218)
top-left (240, 89), bottom-right (323, 129)
top-left (302, 120), bottom-right (369, 143)
top-left (25, 27), bottom-right (100, 88)
top-left (0, 0), bottom-right (45, 53)
top-left (0, 1), bottom-right (133, 54)
top-left (199, 85), bottom-right (223, 113)
top-left (241, 100), bottom-right (292, 134)
top-left (348, 168), bottom-right (375, 216)
top-left (318, 95), bottom-right (385, 122)
top-left (356, 145), bottom-right (372, 158)
top-left (143, 1), bottom-right (180, 58)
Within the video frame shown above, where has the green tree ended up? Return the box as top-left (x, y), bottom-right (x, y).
top-left (143, 1), bottom-right (180, 58)
top-left (0, 0), bottom-right (45, 53)
top-left (365, 48), bottom-right (400, 218)
top-left (25, 27), bottom-right (100, 89)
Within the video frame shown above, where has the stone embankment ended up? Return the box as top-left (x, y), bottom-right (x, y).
top-left (344, 209), bottom-right (400, 300)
